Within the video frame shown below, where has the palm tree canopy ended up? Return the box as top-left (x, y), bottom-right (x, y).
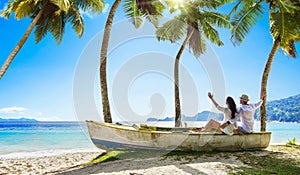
top-left (230, 0), bottom-right (300, 47)
top-left (156, 0), bottom-right (231, 58)
top-left (1, 0), bottom-right (105, 44)
top-left (269, 2), bottom-right (300, 58)
top-left (123, 0), bottom-right (165, 28)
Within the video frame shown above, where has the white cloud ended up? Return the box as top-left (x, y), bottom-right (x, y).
top-left (79, 3), bottom-right (110, 19)
top-left (102, 3), bottom-right (110, 13)
top-left (1, 2), bottom-right (8, 10)
top-left (0, 106), bottom-right (28, 113)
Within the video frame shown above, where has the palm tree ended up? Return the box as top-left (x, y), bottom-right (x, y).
top-left (100, 0), bottom-right (165, 123)
top-left (156, 0), bottom-right (231, 127)
top-left (230, 0), bottom-right (300, 131)
top-left (0, 0), bottom-right (104, 79)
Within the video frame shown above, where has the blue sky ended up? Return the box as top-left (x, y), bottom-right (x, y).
top-left (0, 1), bottom-right (299, 121)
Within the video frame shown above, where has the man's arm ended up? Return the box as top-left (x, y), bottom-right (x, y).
top-left (254, 94), bottom-right (266, 109)
top-left (219, 108), bottom-right (242, 129)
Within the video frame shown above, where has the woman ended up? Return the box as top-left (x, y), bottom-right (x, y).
top-left (201, 92), bottom-right (238, 135)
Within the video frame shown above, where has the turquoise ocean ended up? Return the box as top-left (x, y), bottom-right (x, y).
top-left (0, 121), bottom-right (299, 158)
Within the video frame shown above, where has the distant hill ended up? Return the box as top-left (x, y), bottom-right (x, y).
top-left (255, 94), bottom-right (300, 122)
top-left (147, 94), bottom-right (300, 123)
top-left (0, 118), bottom-right (38, 122)
top-left (146, 111), bottom-right (223, 122)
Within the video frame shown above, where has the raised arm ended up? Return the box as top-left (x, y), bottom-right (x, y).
top-left (254, 95), bottom-right (265, 109)
top-left (208, 92), bottom-right (225, 112)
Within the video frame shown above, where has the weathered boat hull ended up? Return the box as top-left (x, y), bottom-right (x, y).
top-left (86, 121), bottom-right (271, 151)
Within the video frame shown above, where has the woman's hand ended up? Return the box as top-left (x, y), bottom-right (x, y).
top-left (208, 92), bottom-right (213, 99)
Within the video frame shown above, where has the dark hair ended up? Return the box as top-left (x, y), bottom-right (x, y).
top-left (226, 96), bottom-right (237, 119)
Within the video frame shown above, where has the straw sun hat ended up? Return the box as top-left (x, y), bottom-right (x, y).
top-left (240, 94), bottom-right (250, 102)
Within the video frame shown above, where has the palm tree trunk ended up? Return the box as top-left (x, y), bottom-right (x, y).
top-left (174, 31), bottom-right (194, 127)
top-left (0, 7), bottom-right (45, 79)
top-left (260, 38), bottom-right (280, 131)
top-left (100, 0), bottom-right (121, 123)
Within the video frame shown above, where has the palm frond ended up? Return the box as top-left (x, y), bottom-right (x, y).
top-left (199, 18), bottom-right (224, 46)
top-left (49, 0), bottom-right (71, 12)
top-left (34, 18), bottom-right (49, 43)
top-left (270, 9), bottom-right (300, 57)
top-left (281, 40), bottom-right (296, 58)
top-left (135, 0), bottom-right (165, 27)
top-left (194, 0), bottom-right (234, 9)
top-left (67, 6), bottom-right (84, 37)
top-left (50, 11), bottom-right (66, 44)
top-left (15, 0), bottom-right (34, 20)
top-left (202, 11), bottom-right (231, 29)
top-left (228, 0), bottom-right (258, 16)
top-left (231, 0), bottom-right (264, 45)
top-left (272, 0), bottom-right (300, 13)
top-left (156, 17), bottom-right (186, 43)
top-left (76, 0), bottom-right (104, 14)
top-left (123, 0), bottom-right (144, 29)
top-left (136, 0), bottom-right (164, 16)
top-left (187, 23), bottom-right (204, 57)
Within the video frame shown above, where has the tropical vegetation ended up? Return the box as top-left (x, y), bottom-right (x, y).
top-left (254, 94), bottom-right (300, 122)
top-left (230, 0), bottom-right (300, 131)
top-left (156, 0), bottom-right (232, 127)
top-left (0, 0), bottom-right (105, 79)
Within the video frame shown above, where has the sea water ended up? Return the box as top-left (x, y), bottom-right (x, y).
top-left (0, 122), bottom-right (96, 158)
top-left (0, 121), bottom-right (299, 157)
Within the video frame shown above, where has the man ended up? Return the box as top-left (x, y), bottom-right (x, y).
top-left (220, 94), bottom-right (264, 134)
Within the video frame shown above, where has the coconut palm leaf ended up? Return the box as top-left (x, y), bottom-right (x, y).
top-left (51, 11), bottom-right (67, 44)
top-left (15, 0), bottom-right (35, 19)
top-left (271, 0), bottom-right (300, 12)
top-left (202, 11), bottom-right (231, 29)
top-left (155, 17), bottom-right (186, 43)
top-left (230, 0), bottom-right (264, 45)
top-left (67, 6), bottom-right (84, 37)
top-left (34, 17), bottom-right (49, 43)
top-left (270, 10), bottom-right (300, 57)
top-left (195, 0), bottom-right (234, 9)
top-left (123, 0), bottom-right (165, 28)
top-left (187, 23), bottom-right (204, 57)
top-left (199, 18), bottom-right (223, 47)
top-left (123, 0), bottom-right (144, 28)
top-left (76, 0), bottom-right (105, 13)
top-left (49, 0), bottom-right (71, 12)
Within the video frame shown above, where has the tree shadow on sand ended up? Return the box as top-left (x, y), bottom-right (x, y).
top-left (55, 146), bottom-right (300, 175)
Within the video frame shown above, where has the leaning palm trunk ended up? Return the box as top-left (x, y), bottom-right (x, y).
top-left (260, 38), bottom-right (280, 131)
top-left (0, 7), bottom-right (45, 79)
top-left (174, 30), bottom-right (194, 127)
top-left (100, 0), bottom-right (122, 123)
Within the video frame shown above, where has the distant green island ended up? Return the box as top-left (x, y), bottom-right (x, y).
top-left (147, 94), bottom-right (300, 123)
top-left (256, 94), bottom-right (300, 122)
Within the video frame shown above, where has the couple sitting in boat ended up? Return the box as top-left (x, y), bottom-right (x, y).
top-left (201, 92), bottom-right (265, 135)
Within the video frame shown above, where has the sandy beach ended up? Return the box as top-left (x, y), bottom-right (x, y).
top-left (1, 145), bottom-right (299, 175)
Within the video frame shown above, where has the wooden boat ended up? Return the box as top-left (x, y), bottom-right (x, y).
top-left (86, 120), bottom-right (271, 151)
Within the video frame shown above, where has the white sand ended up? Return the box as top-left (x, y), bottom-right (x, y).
top-left (1, 145), bottom-right (298, 175)
top-left (0, 150), bottom-right (102, 175)
top-left (58, 152), bottom-right (248, 175)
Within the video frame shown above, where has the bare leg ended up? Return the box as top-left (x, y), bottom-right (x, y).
top-left (202, 119), bottom-right (221, 132)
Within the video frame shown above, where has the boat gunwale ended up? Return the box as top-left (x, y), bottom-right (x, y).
top-left (86, 120), bottom-right (272, 135)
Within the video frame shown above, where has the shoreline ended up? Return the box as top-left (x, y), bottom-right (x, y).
top-left (0, 148), bottom-right (101, 160)
top-left (1, 145), bottom-right (299, 175)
